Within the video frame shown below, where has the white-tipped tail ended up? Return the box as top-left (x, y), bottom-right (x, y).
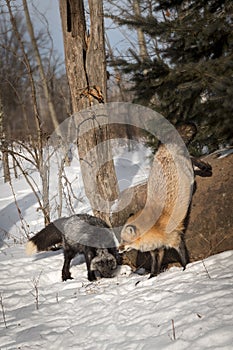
top-left (25, 241), bottom-right (38, 256)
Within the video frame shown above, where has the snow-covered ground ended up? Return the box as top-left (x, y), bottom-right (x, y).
top-left (1, 246), bottom-right (233, 349)
top-left (0, 142), bottom-right (233, 349)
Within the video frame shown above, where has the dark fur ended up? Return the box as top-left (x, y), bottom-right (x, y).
top-left (29, 222), bottom-right (63, 252)
top-left (176, 121), bottom-right (212, 177)
top-left (27, 214), bottom-right (120, 282)
top-left (191, 157), bottom-right (212, 177)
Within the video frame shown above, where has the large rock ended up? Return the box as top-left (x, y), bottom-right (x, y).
top-left (186, 152), bottom-right (233, 261)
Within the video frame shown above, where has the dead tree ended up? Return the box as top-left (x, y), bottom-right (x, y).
top-left (59, 0), bottom-right (119, 225)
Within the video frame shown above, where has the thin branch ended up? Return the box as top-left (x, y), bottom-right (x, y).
top-left (171, 319), bottom-right (176, 341)
top-left (5, 146), bottom-right (37, 168)
top-left (10, 153), bottom-right (45, 219)
top-left (202, 260), bottom-right (211, 279)
top-left (0, 292), bottom-right (8, 329)
top-left (31, 271), bottom-right (42, 310)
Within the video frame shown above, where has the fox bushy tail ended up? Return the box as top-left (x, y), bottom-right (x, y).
top-left (26, 223), bottom-right (63, 255)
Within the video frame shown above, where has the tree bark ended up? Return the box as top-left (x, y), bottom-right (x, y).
top-left (59, 0), bottom-right (119, 225)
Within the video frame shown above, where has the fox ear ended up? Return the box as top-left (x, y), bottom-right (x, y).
top-left (126, 224), bottom-right (137, 237)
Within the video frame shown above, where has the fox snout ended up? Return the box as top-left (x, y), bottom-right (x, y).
top-left (118, 243), bottom-right (125, 252)
top-left (119, 242), bottom-right (132, 253)
top-left (119, 224), bottom-right (138, 253)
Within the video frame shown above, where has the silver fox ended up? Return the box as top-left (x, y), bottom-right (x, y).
top-left (26, 214), bottom-right (120, 281)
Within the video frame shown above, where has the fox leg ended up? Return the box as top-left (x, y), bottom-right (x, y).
top-left (62, 248), bottom-right (76, 281)
top-left (149, 249), bottom-right (165, 278)
top-left (175, 236), bottom-right (189, 270)
top-left (84, 248), bottom-right (97, 282)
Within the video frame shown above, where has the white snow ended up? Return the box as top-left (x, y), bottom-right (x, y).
top-left (0, 142), bottom-right (233, 349)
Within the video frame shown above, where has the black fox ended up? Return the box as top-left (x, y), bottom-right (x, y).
top-left (26, 214), bottom-right (120, 281)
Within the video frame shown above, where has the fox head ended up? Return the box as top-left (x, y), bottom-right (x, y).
top-left (119, 211), bottom-right (178, 252)
top-left (90, 249), bottom-right (117, 278)
top-left (119, 206), bottom-right (165, 252)
top-left (119, 224), bottom-right (141, 252)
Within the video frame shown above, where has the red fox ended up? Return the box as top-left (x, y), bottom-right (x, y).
top-left (119, 141), bottom-right (194, 278)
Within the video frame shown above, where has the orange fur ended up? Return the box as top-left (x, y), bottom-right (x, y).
top-left (120, 217), bottom-right (183, 252)
top-left (120, 141), bottom-right (193, 275)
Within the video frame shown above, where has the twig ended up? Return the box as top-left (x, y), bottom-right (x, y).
top-left (56, 293), bottom-right (59, 304)
top-left (171, 319), bottom-right (176, 340)
top-left (0, 292), bottom-right (8, 328)
top-left (31, 271), bottom-right (42, 310)
top-left (57, 158), bottom-right (66, 218)
top-left (10, 152), bottom-right (49, 225)
top-left (62, 171), bottom-right (81, 213)
top-left (202, 260), bottom-right (211, 279)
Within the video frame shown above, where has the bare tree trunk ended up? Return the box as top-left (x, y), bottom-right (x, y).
top-left (6, 0), bottom-right (50, 225)
top-left (133, 0), bottom-right (149, 61)
top-left (86, 0), bottom-right (107, 101)
top-left (105, 36), bottom-right (133, 150)
top-left (22, 0), bottom-right (60, 132)
top-left (59, 0), bottom-right (119, 225)
top-left (59, 0), bottom-right (87, 111)
top-left (0, 95), bottom-right (10, 183)
top-left (6, 0), bottom-right (42, 151)
top-left (105, 36), bottom-right (126, 102)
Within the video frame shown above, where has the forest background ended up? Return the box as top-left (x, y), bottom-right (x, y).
top-left (1, 0), bottom-right (232, 150)
top-left (0, 0), bottom-right (232, 243)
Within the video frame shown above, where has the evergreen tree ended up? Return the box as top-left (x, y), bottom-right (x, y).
top-left (110, 0), bottom-right (233, 153)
